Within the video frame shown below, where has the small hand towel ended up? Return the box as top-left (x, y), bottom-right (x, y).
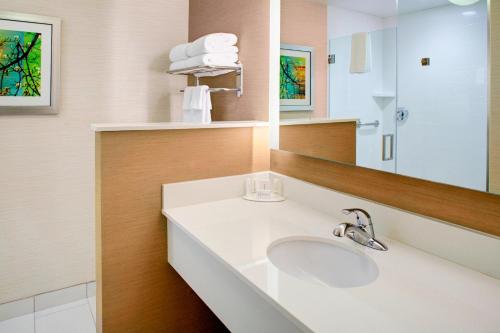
top-left (187, 33), bottom-right (238, 57)
top-left (189, 85), bottom-right (209, 111)
top-left (169, 43), bottom-right (190, 62)
top-left (350, 32), bottom-right (372, 73)
top-left (182, 86), bottom-right (211, 123)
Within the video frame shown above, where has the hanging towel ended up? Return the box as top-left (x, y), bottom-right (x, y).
top-left (169, 43), bottom-right (190, 62)
top-left (169, 53), bottom-right (239, 71)
top-left (182, 86), bottom-right (212, 123)
top-left (187, 33), bottom-right (238, 57)
top-left (350, 32), bottom-right (372, 73)
top-left (189, 85), bottom-right (208, 110)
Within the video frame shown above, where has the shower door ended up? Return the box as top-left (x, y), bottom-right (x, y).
top-left (329, 28), bottom-right (397, 173)
top-left (395, 1), bottom-right (488, 191)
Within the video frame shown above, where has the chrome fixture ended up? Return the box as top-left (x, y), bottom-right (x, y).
top-left (396, 107), bottom-right (409, 122)
top-left (333, 208), bottom-right (388, 251)
top-left (167, 63), bottom-right (244, 97)
top-left (356, 120), bottom-right (380, 128)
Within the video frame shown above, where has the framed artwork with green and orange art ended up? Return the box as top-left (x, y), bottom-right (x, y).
top-left (0, 11), bottom-right (60, 114)
top-left (280, 44), bottom-right (314, 111)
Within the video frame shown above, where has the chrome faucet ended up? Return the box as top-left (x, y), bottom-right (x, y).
top-left (333, 208), bottom-right (388, 251)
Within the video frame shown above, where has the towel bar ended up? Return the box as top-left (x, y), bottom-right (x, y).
top-left (180, 88), bottom-right (241, 93)
top-left (357, 120), bottom-right (380, 128)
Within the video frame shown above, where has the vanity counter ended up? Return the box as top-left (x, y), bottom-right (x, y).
top-left (163, 174), bottom-right (500, 333)
top-left (91, 118), bottom-right (357, 132)
top-left (91, 121), bottom-right (268, 132)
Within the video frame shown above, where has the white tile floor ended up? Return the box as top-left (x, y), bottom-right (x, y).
top-left (0, 297), bottom-right (96, 333)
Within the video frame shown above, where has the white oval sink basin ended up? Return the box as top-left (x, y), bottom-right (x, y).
top-left (267, 237), bottom-right (379, 288)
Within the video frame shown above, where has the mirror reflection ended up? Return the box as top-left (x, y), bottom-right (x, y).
top-left (279, 0), bottom-right (493, 193)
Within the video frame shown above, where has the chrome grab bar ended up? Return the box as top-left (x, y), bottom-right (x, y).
top-left (357, 120), bottom-right (380, 128)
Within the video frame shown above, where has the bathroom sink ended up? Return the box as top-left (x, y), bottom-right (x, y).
top-left (267, 237), bottom-right (379, 288)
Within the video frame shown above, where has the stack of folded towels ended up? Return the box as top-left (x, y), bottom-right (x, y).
top-left (169, 32), bottom-right (239, 72)
top-left (169, 33), bottom-right (239, 123)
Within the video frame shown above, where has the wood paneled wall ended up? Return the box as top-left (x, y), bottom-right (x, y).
top-left (188, 0), bottom-right (270, 121)
top-left (95, 127), bottom-right (269, 333)
top-left (271, 150), bottom-right (500, 237)
top-left (281, 0), bottom-right (328, 118)
top-left (280, 121), bottom-right (356, 164)
top-left (490, 0), bottom-right (500, 194)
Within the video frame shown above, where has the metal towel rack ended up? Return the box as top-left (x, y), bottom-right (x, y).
top-left (357, 120), bottom-right (380, 128)
top-left (167, 63), bottom-right (243, 97)
top-left (180, 87), bottom-right (239, 93)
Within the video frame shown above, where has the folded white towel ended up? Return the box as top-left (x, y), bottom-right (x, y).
top-left (187, 33), bottom-right (238, 57)
top-left (169, 43), bottom-right (190, 62)
top-left (169, 53), bottom-right (239, 71)
top-left (188, 45), bottom-right (238, 58)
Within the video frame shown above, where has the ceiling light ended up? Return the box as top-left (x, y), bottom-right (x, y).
top-left (448, 0), bottom-right (480, 6)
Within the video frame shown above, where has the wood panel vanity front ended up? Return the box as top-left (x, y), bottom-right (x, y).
top-left (95, 127), bottom-right (269, 333)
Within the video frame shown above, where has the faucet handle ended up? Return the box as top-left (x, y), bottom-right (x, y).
top-left (341, 208), bottom-right (371, 227)
top-left (341, 208), bottom-right (375, 238)
top-left (333, 223), bottom-right (349, 237)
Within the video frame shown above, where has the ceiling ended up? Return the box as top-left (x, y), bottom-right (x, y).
top-left (329, 0), bottom-right (452, 18)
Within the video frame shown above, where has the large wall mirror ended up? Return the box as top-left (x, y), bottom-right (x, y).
top-left (276, 0), bottom-right (498, 195)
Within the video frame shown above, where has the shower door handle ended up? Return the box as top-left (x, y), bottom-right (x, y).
top-left (382, 134), bottom-right (394, 161)
top-left (396, 107), bottom-right (409, 122)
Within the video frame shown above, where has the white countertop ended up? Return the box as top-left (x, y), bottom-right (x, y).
top-left (164, 196), bottom-right (500, 333)
top-left (91, 121), bottom-right (268, 132)
top-left (280, 118), bottom-right (358, 126)
top-left (91, 118), bottom-right (359, 132)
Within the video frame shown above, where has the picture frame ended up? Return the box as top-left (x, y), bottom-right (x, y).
top-left (0, 11), bottom-right (61, 114)
top-left (280, 43), bottom-right (314, 111)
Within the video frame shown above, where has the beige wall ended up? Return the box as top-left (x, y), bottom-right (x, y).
top-left (0, 0), bottom-right (188, 303)
top-left (189, 0), bottom-right (270, 121)
top-left (490, 0), bottom-right (500, 194)
top-left (280, 0), bottom-right (327, 119)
